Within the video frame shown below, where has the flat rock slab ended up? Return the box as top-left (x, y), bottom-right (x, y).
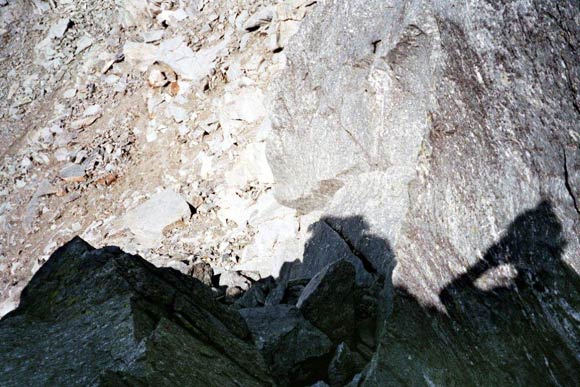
top-left (122, 189), bottom-right (191, 248)
top-left (59, 163), bottom-right (86, 182)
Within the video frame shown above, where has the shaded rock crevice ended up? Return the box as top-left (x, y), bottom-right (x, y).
top-left (562, 146), bottom-right (580, 215)
top-left (321, 218), bottom-right (379, 277)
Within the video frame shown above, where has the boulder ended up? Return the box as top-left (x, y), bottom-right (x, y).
top-left (121, 189), bottom-right (191, 248)
top-left (235, 276), bottom-right (277, 309)
top-left (240, 305), bottom-right (334, 386)
top-left (328, 343), bottom-right (366, 387)
top-left (219, 270), bottom-right (253, 291)
top-left (297, 260), bottom-right (356, 344)
top-left (244, 7), bottom-right (274, 32)
top-left (0, 237), bottom-right (272, 386)
top-left (189, 261), bottom-right (213, 287)
top-left (288, 218), bottom-right (376, 285)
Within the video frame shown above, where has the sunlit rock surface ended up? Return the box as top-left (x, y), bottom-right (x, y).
top-left (268, 0), bottom-right (580, 384)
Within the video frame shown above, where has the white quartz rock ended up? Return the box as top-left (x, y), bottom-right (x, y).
top-left (121, 190), bottom-right (191, 248)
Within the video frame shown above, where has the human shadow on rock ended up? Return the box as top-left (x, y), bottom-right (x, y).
top-left (368, 200), bottom-right (580, 386)
top-left (235, 215), bottom-right (396, 386)
top-left (278, 215), bottom-right (395, 293)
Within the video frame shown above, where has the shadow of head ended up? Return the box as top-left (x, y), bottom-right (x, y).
top-left (370, 200), bottom-right (580, 385)
top-left (278, 215), bottom-right (396, 289)
top-left (483, 199), bottom-right (567, 274)
top-left (439, 199), bottom-right (576, 315)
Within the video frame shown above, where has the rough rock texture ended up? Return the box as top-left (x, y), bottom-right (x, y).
top-left (268, 0), bottom-right (580, 384)
top-left (2, 0), bottom-right (580, 385)
top-left (365, 201), bottom-right (580, 385)
top-left (296, 260), bottom-right (356, 344)
top-left (0, 237), bottom-right (272, 386)
top-left (327, 343), bottom-right (366, 387)
top-left (0, 0), bottom-right (312, 319)
top-left (239, 304), bottom-right (334, 386)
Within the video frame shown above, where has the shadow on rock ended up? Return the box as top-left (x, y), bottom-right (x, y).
top-left (365, 200), bottom-right (580, 386)
top-left (1, 201), bottom-right (579, 386)
top-left (235, 215), bottom-right (395, 386)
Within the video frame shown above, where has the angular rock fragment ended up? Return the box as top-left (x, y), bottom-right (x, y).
top-left (34, 179), bottom-right (58, 197)
top-left (289, 219), bottom-right (375, 285)
top-left (327, 343), bottom-right (366, 387)
top-left (59, 163), bottom-right (86, 183)
top-left (48, 18), bottom-right (71, 39)
top-left (121, 189), bottom-right (191, 248)
top-left (189, 261), bottom-right (213, 287)
top-left (235, 276), bottom-right (277, 309)
top-left (142, 30), bottom-right (164, 43)
top-left (70, 115), bottom-right (100, 130)
top-left (75, 35), bottom-right (93, 55)
top-left (244, 7), bottom-right (274, 32)
top-left (83, 104), bottom-right (102, 117)
top-left (225, 286), bottom-right (244, 303)
top-left (219, 270), bottom-right (253, 291)
top-left (240, 304), bottom-right (334, 386)
top-left (158, 37), bottom-right (228, 83)
top-left (297, 260), bottom-right (356, 344)
top-left (63, 88), bottom-right (76, 99)
top-left (0, 238), bottom-right (272, 386)
top-left (148, 68), bottom-right (168, 88)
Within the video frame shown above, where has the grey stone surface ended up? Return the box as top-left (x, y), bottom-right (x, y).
top-left (0, 237), bottom-right (272, 386)
top-left (121, 189), bottom-right (191, 248)
top-left (364, 202), bottom-right (580, 385)
top-left (269, 0), bottom-right (580, 294)
top-left (288, 218), bottom-right (376, 285)
top-left (267, 0), bottom-right (580, 385)
top-left (235, 276), bottom-right (277, 309)
top-left (59, 163), bottom-right (86, 182)
top-left (240, 304), bottom-right (334, 386)
top-left (244, 6), bottom-right (274, 32)
top-left (219, 270), bottom-right (253, 291)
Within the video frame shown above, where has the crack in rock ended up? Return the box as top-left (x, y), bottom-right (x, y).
top-left (563, 147), bottom-right (580, 215)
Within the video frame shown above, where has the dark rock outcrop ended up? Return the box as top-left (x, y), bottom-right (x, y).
top-left (327, 343), bottom-right (366, 387)
top-left (364, 202), bottom-right (580, 385)
top-left (268, 0), bottom-right (580, 385)
top-left (296, 260), bottom-right (356, 345)
top-left (0, 237), bottom-right (272, 386)
top-left (234, 276), bottom-right (277, 309)
top-left (239, 304), bottom-right (334, 386)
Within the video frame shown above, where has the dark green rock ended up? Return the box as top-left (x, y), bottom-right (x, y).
top-left (297, 260), bottom-right (357, 345)
top-left (240, 305), bottom-right (334, 386)
top-left (0, 237), bottom-right (272, 386)
top-left (328, 343), bottom-right (366, 387)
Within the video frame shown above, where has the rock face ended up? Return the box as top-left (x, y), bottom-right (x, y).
top-left (1, 0), bottom-right (580, 385)
top-left (0, 237), bottom-right (272, 386)
top-left (296, 260), bottom-right (356, 344)
top-left (365, 202), bottom-right (580, 385)
top-left (268, 0), bottom-right (580, 385)
top-left (240, 304), bottom-right (334, 386)
top-left (327, 343), bottom-right (366, 387)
